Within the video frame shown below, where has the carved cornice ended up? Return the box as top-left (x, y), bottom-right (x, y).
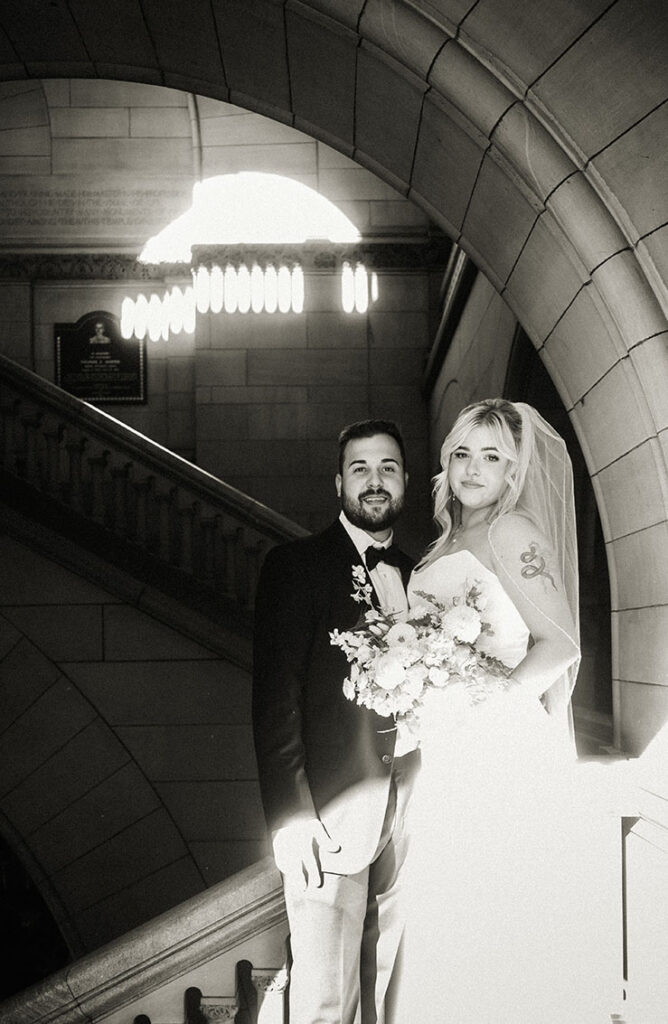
top-left (0, 239), bottom-right (452, 281)
top-left (0, 254), bottom-right (184, 281)
top-left (193, 239), bottom-right (452, 271)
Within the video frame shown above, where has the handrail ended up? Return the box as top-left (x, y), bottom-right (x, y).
top-left (0, 857), bottom-right (286, 1024)
top-left (0, 353), bottom-right (308, 614)
top-left (0, 352), bottom-right (307, 544)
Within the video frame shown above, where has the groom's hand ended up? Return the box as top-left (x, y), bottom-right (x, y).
top-left (272, 818), bottom-right (341, 889)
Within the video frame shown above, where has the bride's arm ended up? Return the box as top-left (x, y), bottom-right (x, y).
top-left (488, 513), bottom-right (579, 699)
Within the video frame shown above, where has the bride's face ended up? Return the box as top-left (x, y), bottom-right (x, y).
top-left (448, 423), bottom-right (512, 514)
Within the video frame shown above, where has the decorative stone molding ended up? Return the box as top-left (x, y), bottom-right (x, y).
top-left (200, 998), bottom-right (238, 1021)
top-left (0, 240), bottom-right (452, 282)
top-left (0, 858), bottom-right (286, 1024)
top-left (251, 967), bottom-right (289, 994)
top-left (0, 254), bottom-right (175, 282)
top-left (193, 239), bottom-right (452, 271)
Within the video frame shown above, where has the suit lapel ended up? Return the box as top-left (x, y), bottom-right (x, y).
top-left (321, 519), bottom-right (415, 612)
top-left (318, 520), bottom-right (381, 614)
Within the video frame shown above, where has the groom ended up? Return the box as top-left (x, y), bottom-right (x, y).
top-left (252, 419), bottom-right (419, 1024)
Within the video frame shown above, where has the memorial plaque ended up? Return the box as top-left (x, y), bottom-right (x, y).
top-left (55, 310), bottom-right (146, 403)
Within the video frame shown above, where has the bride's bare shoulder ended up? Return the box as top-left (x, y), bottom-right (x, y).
top-left (488, 512), bottom-right (549, 554)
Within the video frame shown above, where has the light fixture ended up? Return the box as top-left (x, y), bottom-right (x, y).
top-left (237, 263), bottom-right (251, 314)
top-left (264, 264), bottom-right (278, 314)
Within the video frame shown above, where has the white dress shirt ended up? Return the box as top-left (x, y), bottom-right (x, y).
top-left (339, 511), bottom-right (408, 616)
top-left (340, 512), bottom-right (416, 754)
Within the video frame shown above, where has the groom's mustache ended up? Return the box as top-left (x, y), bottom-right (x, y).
top-left (359, 488), bottom-right (392, 500)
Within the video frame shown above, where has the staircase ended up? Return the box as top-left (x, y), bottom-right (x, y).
top-left (0, 351), bottom-right (307, 636)
top-left (0, 353), bottom-right (664, 1024)
top-left (0, 352), bottom-right (302, 1022)
top-left (0, 857), bottom-right (290, 1024)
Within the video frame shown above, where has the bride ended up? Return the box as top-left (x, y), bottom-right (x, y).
top-left (390, 399), bottom-right (617, 1023)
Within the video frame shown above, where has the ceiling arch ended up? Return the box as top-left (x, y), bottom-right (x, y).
top-left (0, 0), bottom-right (666, 769)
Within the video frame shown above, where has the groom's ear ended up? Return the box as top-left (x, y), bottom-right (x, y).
top-left (335, 474), bottom-right (342, 497)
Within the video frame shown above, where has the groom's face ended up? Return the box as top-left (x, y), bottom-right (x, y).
top-left (336, 433), bottom-right (407, 537)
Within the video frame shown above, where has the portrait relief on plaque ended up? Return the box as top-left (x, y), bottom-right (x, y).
top-left (55, 310), bottom-right (146, 404)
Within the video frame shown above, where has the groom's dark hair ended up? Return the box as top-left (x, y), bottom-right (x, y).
top-left (337, 419), bottom-right (406, 473)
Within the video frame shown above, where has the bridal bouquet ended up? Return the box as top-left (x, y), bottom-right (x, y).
top-left (330, 565), bottom-right (511, 740)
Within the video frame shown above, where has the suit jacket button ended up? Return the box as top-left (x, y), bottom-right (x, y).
top-left (381, 754), bottom-right (392, 765)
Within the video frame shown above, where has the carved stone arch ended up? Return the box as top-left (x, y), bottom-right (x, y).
top-left (0, 0), bottom-right (665, 743)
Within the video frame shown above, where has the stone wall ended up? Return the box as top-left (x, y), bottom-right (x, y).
top-left (0, 78), bottom-right (439, 553)
top-left (0, 519), bottom-right (262, 954)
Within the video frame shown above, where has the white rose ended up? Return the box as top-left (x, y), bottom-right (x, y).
top-left (386, 622), bottom-right (418, 646)
top-left (374, 653), bottom-right (406, 691)
top-left (404, 664), bottom-right (426, 700)
top-left (440, 605), bottom-right (482, 644)
top-left (428, 666), bottom-right (450, 687)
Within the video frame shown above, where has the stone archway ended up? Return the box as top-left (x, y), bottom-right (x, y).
top-left (0, 0), bottom-right (666, 751)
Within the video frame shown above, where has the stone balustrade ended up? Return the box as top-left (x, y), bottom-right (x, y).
top-left (0, 352), bottom-right (307, 613)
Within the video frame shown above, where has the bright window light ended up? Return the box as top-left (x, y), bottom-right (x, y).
top-left (237, 264), bottom-right (251, 314)
top-left (139, 172), bottom-right (360, 264)
top-left (147, 293), bottom-right (163, 341)
top-left (183, 286), bottom-right (196, 334)
top-left (210, 265), bottom-right (224, 314)
top-left (195, 265), bottom-right (210, 314)
top-left (224, 265), bottom-right (238, 314)
top-left (264, 265), bottom-right (278, 314)
top-left (169, 286), bottom-right (185, 334)
top-left (134, 294), bottom-right (149, 340)
top-left (160, 290), bottom-right (171, 340)
top-left (341, 262), bottom-right (355, 314)
top-left (277, 266), bottom-right (292, 314)
top-left (251, 263), bottom-right (264, 313)
top-left (120, 296), bottom-right (135, 339)
top-left (354, 264), bottom-right (369, 314)
top-left (291, 265), bottom-right (304, 314)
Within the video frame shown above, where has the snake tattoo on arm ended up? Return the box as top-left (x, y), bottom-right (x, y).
top-left (519, 542), bottom-right (557, 590)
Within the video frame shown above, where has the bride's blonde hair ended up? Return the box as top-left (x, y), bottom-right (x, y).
top-left (420, 399), bottom-right (531, 568)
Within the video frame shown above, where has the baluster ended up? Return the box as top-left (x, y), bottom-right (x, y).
top-left (64, 433), bottom-right (86, 512)
top-left (251, 966), bottom-right (289, 1024)
top-left (87, 451), bottom-right (109, 524)
top-left (110, 462), bottom-right (131, 538)
top-left (177, 498), bottom-right (197, 573)
top-left (216, 516), bottom-right (237, 600)
top-left (186, 985), bottom-right (237, 1023)
top-left (42, 418), bottom-right (64, 496)
top-left (227, 524), bottom-right (245, 603)
top-left (234, 526), bottom-right (252, 606)
top-left (199, 513), bottom-right (217, 583)
top-left (21, 408), bottom-right (43, 486)
top-left (0, 397), bottom-right (20, 474)
top-left (133, 475), bottom-right (154, 548)
top-left (10, 400), bottom-right (27, 476)
top-left (235, 962), bottom-right (257, 1024)
top-left (155, 486), bottom-right (174, 562)
top-left (246, 537), bottom-right (270, 610)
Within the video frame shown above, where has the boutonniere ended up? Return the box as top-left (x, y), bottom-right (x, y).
top-left (351, 564), bottom-right (374, 605)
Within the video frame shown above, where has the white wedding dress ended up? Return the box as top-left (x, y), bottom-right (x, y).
top-left (390, 550), bottom-right (619, 1024)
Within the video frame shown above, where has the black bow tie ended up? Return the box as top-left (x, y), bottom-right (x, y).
top-left (365, 544), bottom-right (402, 571)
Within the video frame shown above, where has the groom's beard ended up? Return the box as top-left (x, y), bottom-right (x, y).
top-left (341, 487), bottom-right (404, 533)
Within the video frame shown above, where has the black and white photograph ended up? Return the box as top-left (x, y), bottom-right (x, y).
top-left (0, 3), bottom-right (665, 1024)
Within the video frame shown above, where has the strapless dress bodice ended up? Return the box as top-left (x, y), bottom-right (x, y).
top-left (408, 549), bottom-right (530, 670)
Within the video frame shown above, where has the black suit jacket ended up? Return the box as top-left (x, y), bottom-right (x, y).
top-left (252, 519), bottom-right (415, 873)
